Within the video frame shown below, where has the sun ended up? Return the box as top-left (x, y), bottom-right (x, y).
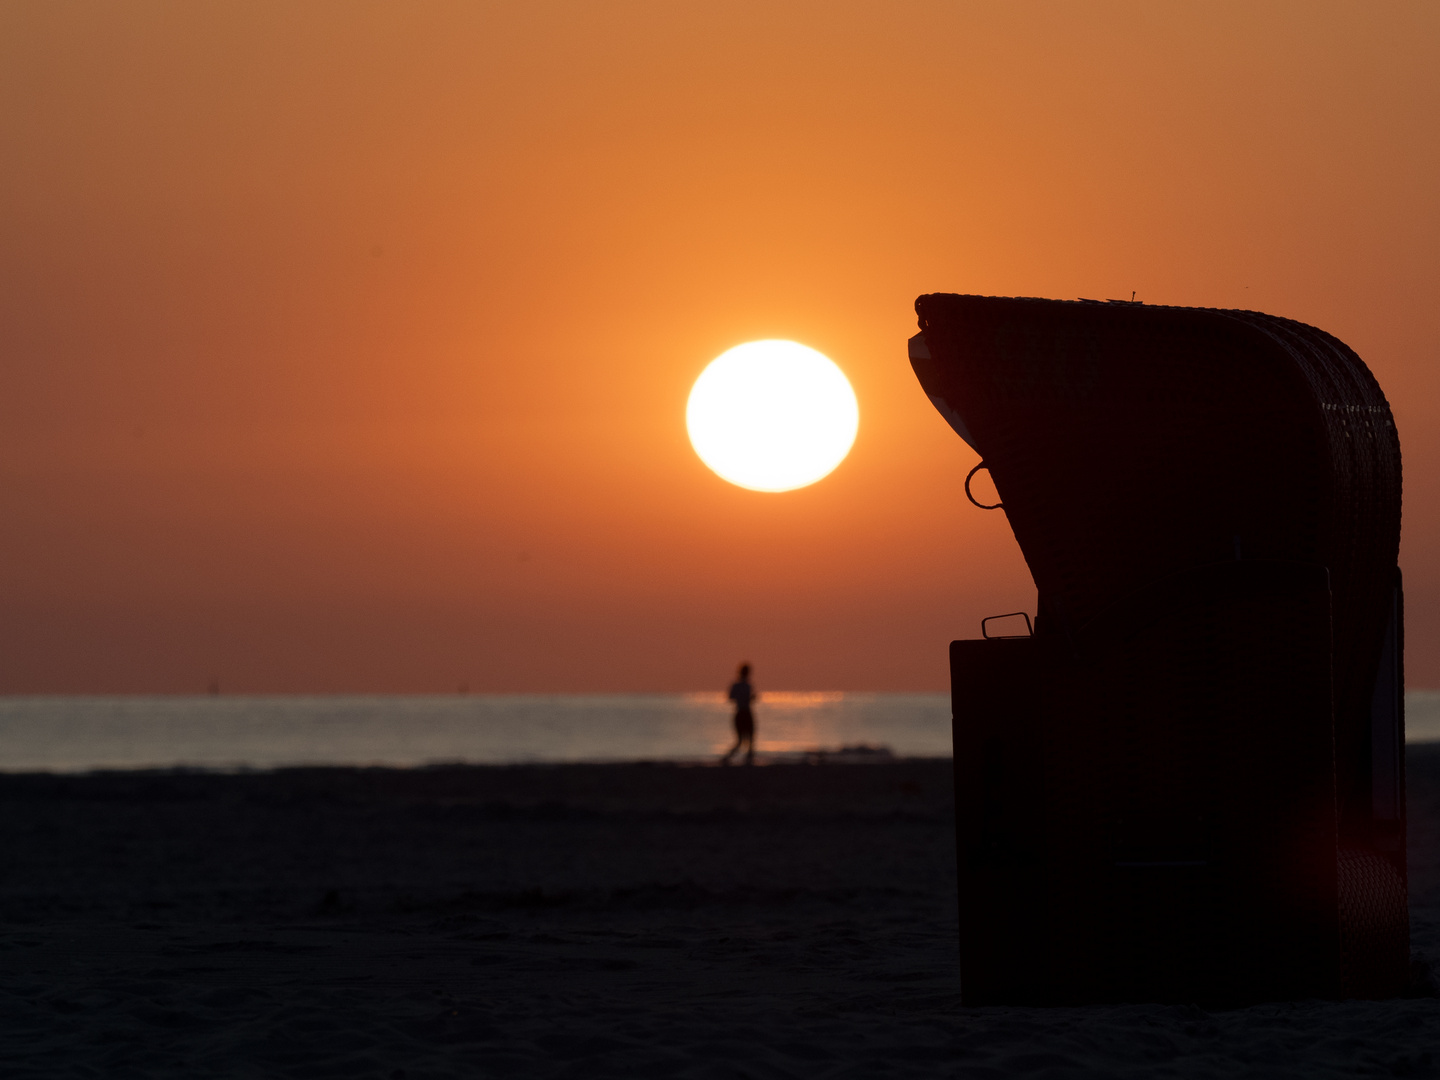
top-left (686, 340), bottom-right (859, 492)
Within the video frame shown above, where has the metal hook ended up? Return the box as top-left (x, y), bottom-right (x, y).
top-left (981, 612), bottom-right (1034, 639)
top-left (965, 462), bottom-right (1003, 510)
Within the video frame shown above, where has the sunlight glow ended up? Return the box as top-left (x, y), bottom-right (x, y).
top-left (686, 340), bottom-right (859, 492)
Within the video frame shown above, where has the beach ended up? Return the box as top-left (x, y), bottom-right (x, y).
top-left (0, 752), bottom-right (1437, 1078)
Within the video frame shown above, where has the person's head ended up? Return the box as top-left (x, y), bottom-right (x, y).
top-left (738, 662), bottom-right (751, 680)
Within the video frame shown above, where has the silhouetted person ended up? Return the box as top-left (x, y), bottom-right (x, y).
top-left (721, 663), bottom-right (756, 765)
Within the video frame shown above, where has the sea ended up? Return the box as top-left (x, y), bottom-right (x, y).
top-left (0, 691), bottom-right (1436, 773)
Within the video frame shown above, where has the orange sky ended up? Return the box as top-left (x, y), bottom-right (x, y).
top-left (1, 1), bottom-right (1437, 692)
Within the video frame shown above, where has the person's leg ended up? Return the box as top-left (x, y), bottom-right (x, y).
top-left (721, 724), bottom-right (742, 764)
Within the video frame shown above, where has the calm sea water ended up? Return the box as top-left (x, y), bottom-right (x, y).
top-left (0, 693), bottom-right (952, 772)
top-left (0, 691), bottom-right (1435, 773)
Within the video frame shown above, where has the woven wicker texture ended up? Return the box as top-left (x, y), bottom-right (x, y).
top-left (1338, 848), bottom-right (1410, 998)
top-left (919, 296), bottom-right (1406, 1003)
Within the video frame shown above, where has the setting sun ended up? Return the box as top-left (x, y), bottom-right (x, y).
top-left (686, 341), bottom-right (860, 493)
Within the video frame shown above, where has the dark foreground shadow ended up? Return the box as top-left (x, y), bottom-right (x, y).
top-left (0, 751), bottom-right (1433, 1077)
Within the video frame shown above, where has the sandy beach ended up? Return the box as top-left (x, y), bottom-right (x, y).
top-left (0, 751), bottom-right (1436, 1078)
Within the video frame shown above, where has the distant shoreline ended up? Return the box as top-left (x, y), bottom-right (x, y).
top-left (1, 693), bottom-right (1437, 775)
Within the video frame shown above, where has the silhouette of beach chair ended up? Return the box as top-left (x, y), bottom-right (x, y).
top-left (911, 295), bottom-right (1407, 1004)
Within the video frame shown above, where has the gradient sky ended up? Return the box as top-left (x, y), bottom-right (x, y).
top-left (1, 1), bottom-right (1436, 692)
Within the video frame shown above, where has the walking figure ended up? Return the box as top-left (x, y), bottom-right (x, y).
top-left (722, 663), bottom-right (756, 765)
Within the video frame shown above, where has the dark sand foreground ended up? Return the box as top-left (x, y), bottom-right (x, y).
top-left (1, 750), bottom-right (1437, 1078)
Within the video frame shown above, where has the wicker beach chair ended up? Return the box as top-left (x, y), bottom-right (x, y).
top-left (911, 295), bottom-right (1406, 1004)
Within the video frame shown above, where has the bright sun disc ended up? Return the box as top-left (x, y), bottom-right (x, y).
top-left (687, 340), bottom-right (859, 492)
